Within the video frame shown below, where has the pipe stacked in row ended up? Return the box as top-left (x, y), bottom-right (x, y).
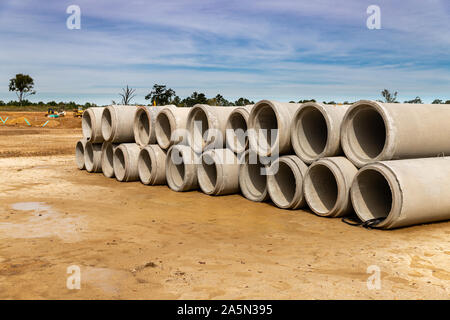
top-left (76, 100), bottom-right (450, 229)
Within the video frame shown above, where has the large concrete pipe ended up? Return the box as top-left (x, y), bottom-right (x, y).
top-left (84, 141), bottom-right (103, 173)
top-left (138, 145), bottom-right (167, 185)
top-left (351, 157), bottom-right (450, 229)
top-left (155, 105), bottom-right (190, 150)
top-left (239, 150), bottom-right (270, 202)
top-left (113, 143), bottom-right (141, 182)
top-left (341, 100), bottom-right (450, 168)
top-left (291, 102), bottom-right (350, 164)
top-left (198, 148), bottom-right (240, 195)
top-left (186, 104), bottom-right (237, 153)
top-left (133, 106), bottom-right (168, 146)
top-left (225, 105), bottom-right (254, 154)
top-left (75, 139), bottom-right (88, 170)
top-left (101, 141), bottom-right (118, 178)
top-left (166, 145), bottom-right (199, 192)
top-left (267, 155), bottom-right (308, 209)
top-left (304, 157), bottom-right (358, 217)
top-left (248, 100), bottom-right (302, 157)
top-left (82, 107), bottom-right (105, 143)
top-left (101, 105), bottom-right (138, 143)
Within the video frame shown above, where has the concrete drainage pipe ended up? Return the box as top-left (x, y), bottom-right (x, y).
top-left (101, 141), bottom-right (118, 178)
top-left (138, 145), bottom-right (167, 185)
top-left (166, 145), bottom-right (199, 192)
top-left (304, 157), bottom-right (358, 217)
top-left (267, 155), bottom-right (308, 209)
top-left (239, 150), bottom-right (270, 202)
top-left (186, 104), bottom-right (237, 153)
top-left (291, 102), bottom-right (350, 164)
top-left (113, 143), bottom-right (141, 182)
top-left (248, 100), bottom-right (301, 157)
top-left (133, 106), bottom-right (168, 146)
top-left (351, 157), bottom-right (450, 229)
top-left (84, 141), bottom-right (103, 173)
top-left (341, 100), bottom-right (450, 168)
top-left (225, 105), bottom-right (253, 154)
top-left (82, 107), bottom-right (105, 143)
top-left (101, 105), bottom-right (138, 143)
top-left (198, 148), bottom-right (240, 196)
top-left (75, 139), bottom-right (88, 170)
top-left (155, 106), bottom-right (190, 150)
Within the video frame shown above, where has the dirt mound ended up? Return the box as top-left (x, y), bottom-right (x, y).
top-left (41, 119), bottom-right (60, 128)
top-left (6, 116), bottom-right (32, 126)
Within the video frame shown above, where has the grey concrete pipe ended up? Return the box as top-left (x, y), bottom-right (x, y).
top-left (82, 107), bottom-right (105, 143)
top-left (351, 157), bottom-right (450, 229)
top-left (138, 145), bottom-right (167, 185)
top-left (198, 148), bottom-right (240, 196)
top-left (225, 105), bottom-right (254, 154)
top-left (165, 145), bottom-right (199, 192)
top-left (304, 157), bottom-right (358, 217)
top-left (248, 100), bottom-right (302, 157)
top-left (341, 100), bottom-right (450, 167)
top-left (113, 143), bottom-right (141, 182)
top-left (291, 102), bottom-right (350, 164)
top-left (133, 105), bottom-right (169, 146)
top-left (84, 141), bottom-right (103, 173)
top-left (186, 104), bottom-right (237, 153)
top-left (101, 141), bottom-right (118, 178)
top-left (101, 105), bottom-right (138, 143)
top-left (155, 105), bottom-right (190, 150)
top-left (267, 155), bottom-right (308, 209)
top-left (239, 150), bottom-right (270, 202)
top-left (75, 138), bottom-right (88, 170)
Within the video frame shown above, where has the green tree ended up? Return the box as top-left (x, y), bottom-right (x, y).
top-left (145, 84), bottom-right (176, 105)
top-left (432, 99), bottom-right (443, 104)
top-left (404, 96), bottom-right (422, 104)
top-left (234, 97), bottom-right (254, 106)
top-left (119, 85), bottom-right (136, 105)
top-left (181, 92), bottom-right (208, 108)
top-left (9, 74), bottom-right (36, 105)
top-left (381, 89), bottom-right (398, 103)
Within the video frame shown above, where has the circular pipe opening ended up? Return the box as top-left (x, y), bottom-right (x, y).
top-left (304, 164), bottom-right (338, 215)
top-left (348, 106), bottom-right (386, 160)
top-left (101, 108), bottom-right (113, 141)
top-left (270, 161), bottom-right (296, 207)
top-left (85, 143), bottom-right (94, 170)
top-left (295, 107), bottom-right (328, 157)
top-left (156, 112), bottom-right (172, 149)
top-left (75, 141), bottom-right (85, 169)
top-left (198, 154), bottom-right (217, 194)
top-left (138, 149), bottom-right (152, 183)
top-left (137, 110), bottom-right (150, 145)
top-left (351, 169), bottom-right (392, 221)
top-left (102, 144), bottom-right (115, 177)
top-left (189, 108), bottom-right (209, 150)
top-left (114, 148), bottom-right (126, 181)
top-left (167, 149), bottom-right (186, 188)
top-left (242, 161), bottom-right (266, 198)
top-left (82, 111), bottom-right (93, 139)
top-left (253, 104), bottom-right (278, 153)
top-left (227, 112), bottom-right (248, 152)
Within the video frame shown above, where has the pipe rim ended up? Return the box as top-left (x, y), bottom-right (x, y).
top-left (187, 104), bottom-right (213, 152)
top-left (226, 108), bottom-right (250, 154)
top-left (82, 109), bottom-right (93, 140)
top-left (341, 100), bottom-right (395, 167)
top-left (291, 103), bottom-right (332, 163)
top-left (113, 145), bottom-right (129, 182)
top-left (304, 159), bottom-right (345, 217)
top-left (248, 100), bottom-right (281, 157)
top-left (101, 142), bottom-right (115, 178)
top-left (198, 151), bottom-right (220, 195)
top-left (101, 107), bottom-right (116, 142)
top-left (267, 156), bottom-right (304, 209)
top-left (155, 109), bottom-right (176, 150)
top-left (166, 146), bottom-right (188, 191)
top-left (75, 140), bottom-right (85, 169)
top-left (138, 147), bottom-right (155, 185)
top-left (133, 107), bottom-right (151, 146)
top-left (84, 141), bottom-right (95, 172)
top-left (350, 163), bottom-right (402, 228)
top-left (239, 150), bottom-right (268, 201)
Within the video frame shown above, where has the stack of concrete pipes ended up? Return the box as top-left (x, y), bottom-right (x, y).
top-left (76, 100), bottom-right (450, 229)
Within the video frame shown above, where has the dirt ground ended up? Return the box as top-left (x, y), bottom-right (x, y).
top-left (0, 114), bottom-right (449, 299)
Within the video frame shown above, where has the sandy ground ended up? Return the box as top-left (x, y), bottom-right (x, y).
top-left (0, 119), bottom-right (449, 299)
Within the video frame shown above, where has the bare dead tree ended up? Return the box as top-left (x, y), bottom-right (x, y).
top-left (119, 85), bottom-right (136, 105)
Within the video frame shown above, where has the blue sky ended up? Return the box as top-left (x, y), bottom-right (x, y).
top-left (0, 0), bottom-right (449, 105)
